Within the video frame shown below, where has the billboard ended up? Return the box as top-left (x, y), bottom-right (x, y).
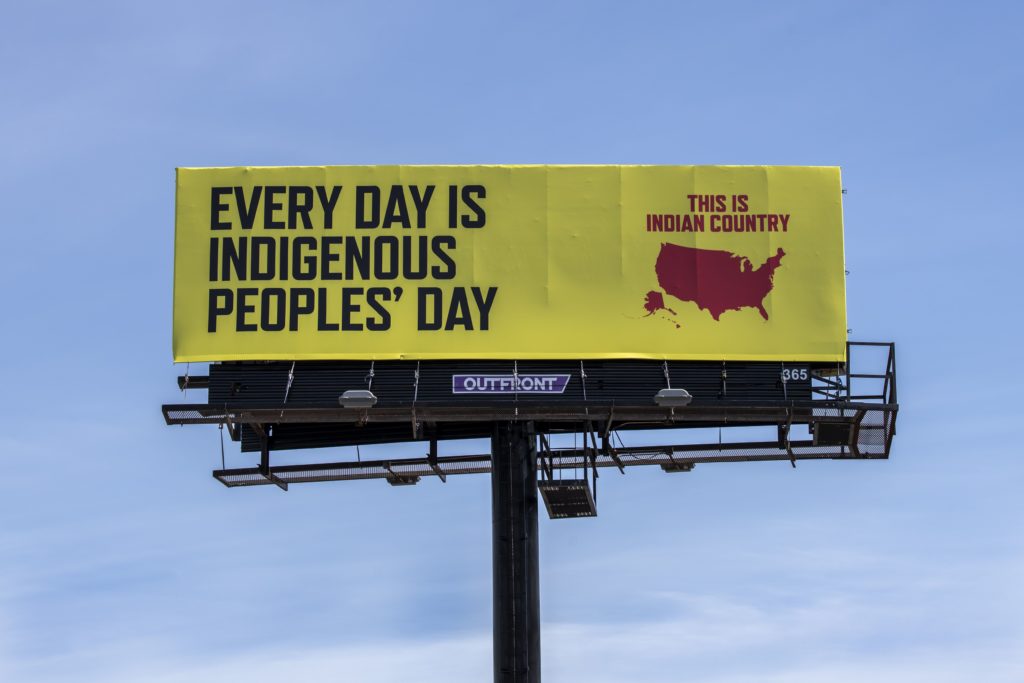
top-left (173, 165), bottom-right (846, 362)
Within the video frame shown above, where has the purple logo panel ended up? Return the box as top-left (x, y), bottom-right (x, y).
top-left (452, 374), bottom-right (570, 395)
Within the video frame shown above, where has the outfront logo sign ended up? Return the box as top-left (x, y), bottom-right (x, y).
top-left (452, 374), bottom-right (570, 395)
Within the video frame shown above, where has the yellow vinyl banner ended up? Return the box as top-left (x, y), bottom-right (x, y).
top-left (173, 165), bottom-right (846, 362)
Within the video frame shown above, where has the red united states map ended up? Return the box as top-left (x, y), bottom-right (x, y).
top-left (643, 244), bottom-right (785, 322)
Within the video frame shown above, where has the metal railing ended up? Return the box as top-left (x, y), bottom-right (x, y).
top-left (811, 341), bottom-right (897, 405)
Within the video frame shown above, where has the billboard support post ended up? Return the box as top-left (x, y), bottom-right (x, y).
top-left (491, 421), bottom-right (541, 683)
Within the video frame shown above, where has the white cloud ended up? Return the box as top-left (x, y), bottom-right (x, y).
top-left (5, 593), bottom-right (1021, 683)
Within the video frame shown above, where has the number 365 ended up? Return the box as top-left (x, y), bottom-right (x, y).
top-left (781, 368), bottom-right (808, 381)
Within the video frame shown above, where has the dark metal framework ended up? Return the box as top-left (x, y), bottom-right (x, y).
top-left (164, 341), bottom-right (897, 683)
top-left (165, 342), bottom-right (897, 490)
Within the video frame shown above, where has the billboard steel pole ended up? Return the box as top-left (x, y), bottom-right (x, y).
top-left (491, 421), bottom-right (541, 683)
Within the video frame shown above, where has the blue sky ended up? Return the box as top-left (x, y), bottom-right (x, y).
top-left (1, 1), bottom-right (1022, 681)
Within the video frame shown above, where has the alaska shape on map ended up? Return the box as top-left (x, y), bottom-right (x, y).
top-left (644, 244), bottom-right (785, 321)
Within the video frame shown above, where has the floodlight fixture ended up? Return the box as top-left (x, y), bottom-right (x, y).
top-left (339, 390), bottom-right (378, 409)
top-left (384, 464), bottom-right (420, 486)
top-left (654, 387), bottom-right (692, 407)
top-left (661, 461), bottom-right (695, 473)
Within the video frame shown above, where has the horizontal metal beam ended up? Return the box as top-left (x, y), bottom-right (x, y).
top-left (211, 437), bottom-right (888, 489)
top-left (165, 401), bottom-right (896, 427)
top-left (177, 375), bottom-right (209, 390)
